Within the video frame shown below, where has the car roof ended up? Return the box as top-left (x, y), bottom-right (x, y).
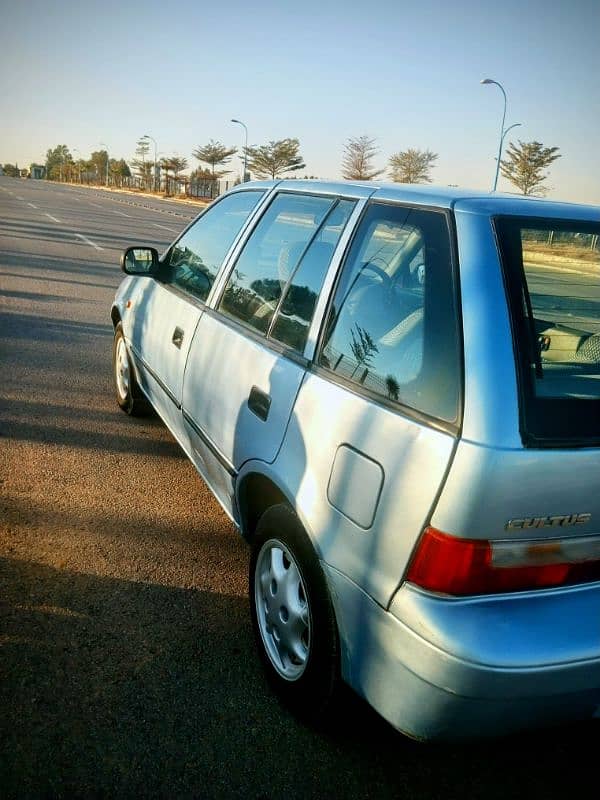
top-left (234, 179), bottom-right (599, 220)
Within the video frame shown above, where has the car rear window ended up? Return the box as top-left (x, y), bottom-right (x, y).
top-left (495, 216), bottom-right (600, 446)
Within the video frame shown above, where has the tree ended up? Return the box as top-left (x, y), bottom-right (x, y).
top-left (341, 135), bottom-right (384, 180)
top-left (89, 150), bottom-right (109, 184)
top-left (132, 158), bottom-right (153, 186)
top-left (193, 140), bottom-right (237, 176)
top-left (160, 156), bottom-right (188, 195)
top-left (168, 156), bottom-right (188, 179)
top-left (2, 164), bottom-right (20, 177)
top-left (385, 375), bottom-right (400, 402)
top-left (389, 148), bottom-right (438, 183)
top-left (349, 324), bottom-right (379, 379)
top-left (110, 159), bottom-right (131, 187)
top-left (136, 138), bottom-right (150, 161)
top-left (245, 138), bottom-right (305, 179)
top-left (500, 140), bottom-right (561, 196)
top-left (135, 138), bottom-right (151, 187)
top-left (45, 144), bottom-right (72, 180)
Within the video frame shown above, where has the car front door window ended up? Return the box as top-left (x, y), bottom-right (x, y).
top-left (165, 189), bottom-right (265, 302)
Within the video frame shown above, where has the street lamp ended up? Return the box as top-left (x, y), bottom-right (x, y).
top-left (481, 78), bottom-right (517, 191)
top-left (231, 118), bottom-right (248, 182)
top-left (143, 134), bottom-right (158, 191)
top-left (100, 142), bottom-right (109, 187)
top-left (500, 123), bottom-right (522, 154)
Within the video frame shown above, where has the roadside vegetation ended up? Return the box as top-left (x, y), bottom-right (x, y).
top-left (2, 133), bottom-right (563, 200)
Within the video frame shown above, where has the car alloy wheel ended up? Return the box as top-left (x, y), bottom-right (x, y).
top-left (114, 335), bottom-right (130, 402)
top-left (254, 537), bottom-right (311, 681)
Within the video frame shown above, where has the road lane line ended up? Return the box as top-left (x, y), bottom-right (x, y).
top-left (45, 213), bottom-right (62, 223)
top-left (28, 202), bottom-right (38, 209)
top-left (16, 196), bottom-right (25, 200)
top-left (75, 233), bottom-right (104, 251)
top-left (89, 201), bottom-right (104, 208)
top-left (112, 209), bottom-right (130, 217)
top-left (153, 223), bottom-right (178, 233)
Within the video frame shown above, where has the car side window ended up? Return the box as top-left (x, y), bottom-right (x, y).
top-left (165, 190), bottom-right (265, 302)
top-left (319, 203), bottom-right (460, 423)
top-left (270, 199), bottom-right (356, 352)
top-left (218, 193), bottom-right (337, 334)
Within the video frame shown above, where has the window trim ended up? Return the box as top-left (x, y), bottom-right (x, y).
top-left (312, 199), bottom-right (464, 435)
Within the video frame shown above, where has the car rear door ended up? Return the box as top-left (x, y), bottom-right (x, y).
top-left (271, 199), bottom-right (464, 607)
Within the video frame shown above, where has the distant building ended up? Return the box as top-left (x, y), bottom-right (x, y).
top-left (30, 164), bottom-right (46, 179)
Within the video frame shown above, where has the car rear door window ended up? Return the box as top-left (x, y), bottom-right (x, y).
top-left (165, 189), bottom-right (264, 302)
top-left (319, 203), bottom-right (460, 424)
top-left (218, 193), bottom-right (337, 334)
top-left (270, 199), bottom-right (356, 352)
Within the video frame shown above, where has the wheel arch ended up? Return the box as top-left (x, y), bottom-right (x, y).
top-left (236, 470), bottom-right (294, 543)
top-left (111, 305), bottom-right (121, 328)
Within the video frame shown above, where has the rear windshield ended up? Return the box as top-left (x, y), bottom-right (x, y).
top-left (495, 216), bottom-right (600, 446)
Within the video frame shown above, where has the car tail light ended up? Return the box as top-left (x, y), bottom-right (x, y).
top-left (406, 527), bottom-right (600, 595)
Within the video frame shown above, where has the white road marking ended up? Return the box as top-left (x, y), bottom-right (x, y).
top-left (45, 213), bottom-right (62, 223)
top-left (75, 233), bottom-right (104, 251)
top-left (153, 223), bottom-right (178, 233)
top-left (112, 209), bottom-right (130, 217)
top-left (89, 202), bottom-right (104, 208)
top-left (16, 196), bottom-right (24, 200)
top-left (28, 202), bottom-right (38, 209)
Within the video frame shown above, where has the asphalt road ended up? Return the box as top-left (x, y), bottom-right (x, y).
top-left (0, 176), bottom-right (598, 799)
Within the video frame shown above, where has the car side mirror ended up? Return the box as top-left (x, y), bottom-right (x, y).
top-left (120, 246), bottom-right (159, 276)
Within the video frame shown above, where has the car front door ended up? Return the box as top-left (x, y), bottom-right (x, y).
top-left (181, 191), bottom-right (359, 514)
top-left (126, 189), bottom-right (267, 432)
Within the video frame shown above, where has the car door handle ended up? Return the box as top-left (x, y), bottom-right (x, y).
top-left (248, 386), bottom-right (271, 421)
top-left (172, 326), bottom-right (184, 349)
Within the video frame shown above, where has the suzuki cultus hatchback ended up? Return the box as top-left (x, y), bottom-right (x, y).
top-left (111, 181), bottom-right (600, 740)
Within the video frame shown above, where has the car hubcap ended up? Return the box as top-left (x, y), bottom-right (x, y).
top-left (115, 337), bottom-right (130, 400)
top-left (255, 539), bottom-right (311, 681)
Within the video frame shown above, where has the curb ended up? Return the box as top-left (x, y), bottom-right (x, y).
top-left (55, 182), bottom-right (210, 219)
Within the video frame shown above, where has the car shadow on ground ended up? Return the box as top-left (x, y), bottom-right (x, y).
top-left (1, 555), bottom-right (597, 800)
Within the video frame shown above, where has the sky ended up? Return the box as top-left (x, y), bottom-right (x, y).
top-left (1, 0), bottom-right (599, 203)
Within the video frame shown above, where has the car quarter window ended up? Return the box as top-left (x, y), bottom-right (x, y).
top-left (319, 203), bottom-right (461, 423)
top-left (218, 193), bottom-right (342, 336)
top-left (165, 190), bottom-right (265, 302)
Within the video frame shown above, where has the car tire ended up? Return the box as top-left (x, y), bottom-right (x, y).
top-left (249, 504), bottom-right (340, 722)
top-left (112, 323), bottom-right (148, 416)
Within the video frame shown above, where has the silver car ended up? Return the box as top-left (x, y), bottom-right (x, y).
top-left (111, 181), bottom-right (600, 740)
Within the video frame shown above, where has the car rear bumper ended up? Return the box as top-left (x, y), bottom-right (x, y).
top-left (324, 565), bottom-right (600, 740)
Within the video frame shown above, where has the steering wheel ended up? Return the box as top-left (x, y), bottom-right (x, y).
top-left (359, 261), bottom-right (392, 289)
top-left (345, 261), bottom-right (393, 320)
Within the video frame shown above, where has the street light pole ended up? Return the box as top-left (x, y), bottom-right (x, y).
top-left (100, 142), bottom-right (109, 187)
top-left (481, 78), bottom-right (513, 191)
top-left (231, 119), bottom-right (248, 182)
top-left (500, 123), bottom-right (522, 153)
top-left (143, 134), bottom-right (158, 191)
